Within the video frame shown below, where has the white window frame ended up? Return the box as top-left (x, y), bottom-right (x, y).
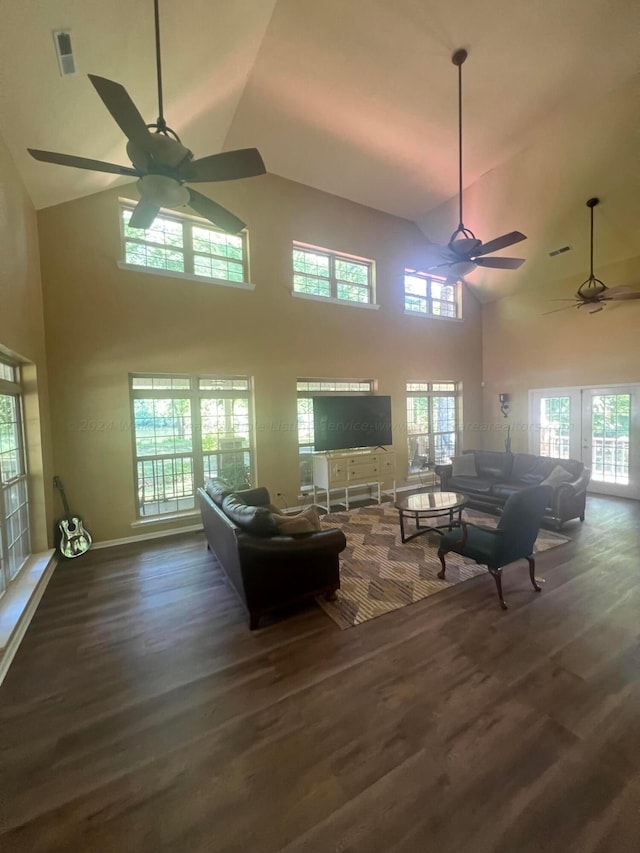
top-left (130, 374), bottom-right (255, 519)
top-left (0, 358), bottom-right (30, 593)
top-left (403, 269), bottom-right (461, 320)
top-left (406, 381), bottom-right (459, 476)
top-left (118, 200), bottom-right (253, 290)
top-left (292, 241), bottom-right (377, 308)
top-left (297, 379), bottom-right (375, 488)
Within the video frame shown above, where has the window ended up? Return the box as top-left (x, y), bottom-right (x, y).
top-left (120, 202), bottom-right (248, 284)
top-left (539, 396), bottom-right (571, 459)
top-left (406, 382), bottom-right (458, 475)
top-left (293, 243), bottom-right (374, 305)
top-left (130, 374), bottom-right (254, 518)
top-left (297, 379), bottom-right (375, 487)
top-left (0, 359), bottom-right (30, 594)
top-left (404, 270), bottom-right (459, 319)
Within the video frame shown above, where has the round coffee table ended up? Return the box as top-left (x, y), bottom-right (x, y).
top-left (395, 491), bottom-right (468, 543)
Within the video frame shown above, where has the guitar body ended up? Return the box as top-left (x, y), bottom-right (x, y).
top-left (57, 516), bottom-right (92, 559)
top-left (53, 476), bottom-right (92, 559)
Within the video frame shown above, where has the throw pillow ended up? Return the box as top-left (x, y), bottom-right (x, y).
top-left (451, 454), bottom-right (477, 477)
top-left (275, 506), bottom-right (321, 535)
top-left (541, 465), bottom-right (574, 487)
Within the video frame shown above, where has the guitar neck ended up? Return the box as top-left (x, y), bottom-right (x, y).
top-left (53, 476), bottom-right (72, 517)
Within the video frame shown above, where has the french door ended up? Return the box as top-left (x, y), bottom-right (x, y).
top-left (529, 385), bottom-right (640, 500)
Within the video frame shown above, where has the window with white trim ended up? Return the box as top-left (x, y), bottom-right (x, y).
top-left (130, 374), bottom-right (254, 518)
top-left (293, 242), bottom-right (374, 304)
top-left (120, 202), bottom-right (248, 283)
top-left (0, 358), bottom-right (30, 593)
top-left (404, 269), bottom-right (459, 318)
top-left (297, 379), bottom-right (375, 487)
top-left (406, 382), bottom-right (458, 475)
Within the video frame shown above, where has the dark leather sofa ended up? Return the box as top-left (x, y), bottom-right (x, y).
top-left (435, 450), bottom-right (591, 529)
top-left (198, 479), bottom-right (346, 629)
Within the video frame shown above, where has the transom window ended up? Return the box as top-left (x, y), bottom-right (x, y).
top-left (406, 381), bottom-right (458, 475)
top-left (404, 270), bottom-right (459, 318)
top-left (297, 379), bottom-right (375, 487)
top-left (120, 202), bottom-right (248, 283)
top-left (293, 243), bottom-right (374, 305)
top-left (130, 374), bottom-right (254, 518)
top-left (0, 358), bottom-right (30, 593)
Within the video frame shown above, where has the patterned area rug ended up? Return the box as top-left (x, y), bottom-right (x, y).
top-left (318, 502), bottom-right (569, 629)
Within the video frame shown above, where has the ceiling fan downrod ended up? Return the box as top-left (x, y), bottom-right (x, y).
top-left (577, 197), bottom-right (606, 299)
top-left (450, 48), bottom-right (476, 246)
top-left (147, 0), bottom-right (181, 141)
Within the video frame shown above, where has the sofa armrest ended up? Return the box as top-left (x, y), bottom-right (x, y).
top-left (238, 527), bottom-right (347, 557)
top-left (435, 464), bottom-right (453, 489)
top-left (556, 468), bottom-right (591, 497)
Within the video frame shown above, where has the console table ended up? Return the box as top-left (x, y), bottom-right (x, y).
top-left (312, 448), bottom-right (396, 512)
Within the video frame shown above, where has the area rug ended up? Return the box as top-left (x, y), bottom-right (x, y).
top-left (317, 503), bottom-right (569, 629)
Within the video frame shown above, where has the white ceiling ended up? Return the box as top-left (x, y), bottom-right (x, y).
top-left (0, 0), bottom-right (638, 298)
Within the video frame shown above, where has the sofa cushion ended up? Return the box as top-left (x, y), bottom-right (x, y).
top-left (448, 475), bottom-right (495, 495)
top-left (221, 494), bottom-right (279, 536)
top-left (474, 450), bottom-right (514, 480)
top-left (491, 481), bottom-right (537, 500)
top-left (275, 506), bottom-right (321, 535)
top-left (205, 478), bottom-right (234, 506)
top-left (541, 464), bottom-right (575, 487)
top-left (451, 454), bottom-right (477, 477)
top-left (511, 453), bottom-right (539, 481)
top-left (520, 456), bottom-right (555, 484)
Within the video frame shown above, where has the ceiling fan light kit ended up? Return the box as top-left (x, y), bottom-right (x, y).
top-left (28, 0), bottom-right (266, 233)
top-left (425, 49), bottom-right (527, 282)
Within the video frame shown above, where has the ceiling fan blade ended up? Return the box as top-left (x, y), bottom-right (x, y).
top-left (474, 257), bottom-right (525, 270)
top-left (188, 189), bottom-right (245, 234)
top-left (607, 291), bottom-right (640, 301)
top-left (603, 285), bottom-right (631, 295)
top-left (473, 231), bottom-right (527, 257)
top-left (28, 148), bottom-right (141, 177)
top-left (88, 75), bottom-right (153, 151)
top-left (182, 148), bottom-right (266, 183)
top-left (543, 305), bottom-right (579, 315)
top-left (589, 305), bottom-right (604, 314)
top-left (129, 200), bottom-right (161, 230)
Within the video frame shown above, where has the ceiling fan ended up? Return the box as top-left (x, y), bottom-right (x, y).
top-left (545, 198), bottom-right (640, 315)
top-left (28, 0), bottom-right (265, 233)
top-left (425, 49), bottom-right (527, 284)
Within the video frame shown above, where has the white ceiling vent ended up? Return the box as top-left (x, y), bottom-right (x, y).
top-left (53, 30), bottom-right (76, 76)
top-left (548, 245), bottom-right (572, 257)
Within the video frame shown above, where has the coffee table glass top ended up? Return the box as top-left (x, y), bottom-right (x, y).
top-left (395, 491), bottom-right (467, 513)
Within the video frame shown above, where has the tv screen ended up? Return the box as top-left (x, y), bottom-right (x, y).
top-left (312, 396), bottom-right (392, 452)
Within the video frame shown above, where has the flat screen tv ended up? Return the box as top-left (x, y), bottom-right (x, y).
top-left (312, 396), bottom-right (392, 452)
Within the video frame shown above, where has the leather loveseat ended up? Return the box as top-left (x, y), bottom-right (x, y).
top-left (198, 479), bottom-right (346, 628)
top-left (435, 450), bottom-right (591, 529)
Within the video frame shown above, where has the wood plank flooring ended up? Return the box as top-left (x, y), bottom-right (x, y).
top-left (1, 495), bottom-right (639, 852)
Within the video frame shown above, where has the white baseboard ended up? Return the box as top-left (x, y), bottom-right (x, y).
top-left (92, 523), bottom-right (204, 550)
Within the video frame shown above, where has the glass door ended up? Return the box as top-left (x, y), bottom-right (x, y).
top-left (530, 385), bottom-right (640, 499)
top-left (581, 388), bottom-right (640, 498)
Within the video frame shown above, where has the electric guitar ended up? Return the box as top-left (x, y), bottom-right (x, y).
top-left (53, 476), bottom-right (92, 558)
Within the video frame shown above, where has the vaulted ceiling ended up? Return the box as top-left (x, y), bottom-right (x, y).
top-left (1, 0), bottom-right (638, 299)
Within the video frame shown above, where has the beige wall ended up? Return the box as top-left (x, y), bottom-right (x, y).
top-left (482, 254), bottom-right (640, 453)
top-left (37, 173), bottom-right (483, 542)
top-left (0, 131), bottom-right (52, 550)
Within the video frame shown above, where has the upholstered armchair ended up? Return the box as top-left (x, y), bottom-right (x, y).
top-left (437, 485), bottom-right (552, 610)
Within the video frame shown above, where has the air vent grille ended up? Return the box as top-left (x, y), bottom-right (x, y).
top-left (548, 245), bottom-right (572, 258)
top-left (53, 30), bottom-right (76, 76)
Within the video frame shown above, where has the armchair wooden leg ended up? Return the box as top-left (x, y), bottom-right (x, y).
top-left (527, 556), bottom-right (542, 592)
top-left (488, 566), bottom-right (507, 610)
top-left (437, 550), bottom-right (447, 580)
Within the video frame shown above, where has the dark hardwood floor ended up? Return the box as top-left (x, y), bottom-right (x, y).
top-left (1, 495), bottom-right (639, 852)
